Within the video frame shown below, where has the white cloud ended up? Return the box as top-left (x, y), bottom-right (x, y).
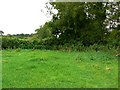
top-left (0, 0), bottom-right (52, 35)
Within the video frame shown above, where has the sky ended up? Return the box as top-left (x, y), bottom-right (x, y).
top-left (0, 0), bottom-right (53, 35)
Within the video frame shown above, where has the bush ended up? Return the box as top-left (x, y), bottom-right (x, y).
top-left (1, 36), bottom-right (119, 52)
top-left (2, 36), bottom-right (42, 49)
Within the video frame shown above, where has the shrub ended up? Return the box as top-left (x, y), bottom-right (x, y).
top-left (2, 35), bottom-right (119, 52)
top-left (2, 36), bottom-right (42, 49)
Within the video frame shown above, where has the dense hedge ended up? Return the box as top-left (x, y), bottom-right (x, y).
top-left (39, 38), bottom-right (120, 52)
top-left (1, 36), bottom-right (120, 52)
top-left (2, 37), bottom-right (44, 49)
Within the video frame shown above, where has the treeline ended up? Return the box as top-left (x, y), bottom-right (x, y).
top-left (1, 2), bottom-right (120, 51)
top-left (6, 33), bottom-right (33, 39)
top-left (35, 2), bottom-right (120, 48)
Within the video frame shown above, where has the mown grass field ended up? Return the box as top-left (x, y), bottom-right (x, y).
top-left (2, 49), bottom-right (118, 88)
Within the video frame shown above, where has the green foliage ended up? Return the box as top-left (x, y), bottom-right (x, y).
top-left (40, 2), bottom-right (120, 47)
top-left (35, 22), bottom-right (52, 40)
top-left (2, 36), bottom-right (42, 49)
top-left (106, 29), bottom-right (120, 47)
top-left (45, 2), bottom-right (107, 45)
top-left (2, 35), bottom-right (119, 52)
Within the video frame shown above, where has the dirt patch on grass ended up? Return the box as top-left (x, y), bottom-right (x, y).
top-left (0, 60), bottom-right (9, 63)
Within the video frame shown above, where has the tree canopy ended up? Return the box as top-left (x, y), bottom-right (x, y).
top-left (35, 2), bottom-right (120, 46)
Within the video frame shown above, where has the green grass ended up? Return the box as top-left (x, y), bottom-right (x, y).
top-left (2, 49), bottom-right (118, 88)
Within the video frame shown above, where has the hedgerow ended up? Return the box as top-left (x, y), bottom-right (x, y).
top-left (1, 36), bottom-right (119, 52)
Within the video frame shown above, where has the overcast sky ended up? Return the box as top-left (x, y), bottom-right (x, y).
top-left (0, 0), bottom-right (53, 35)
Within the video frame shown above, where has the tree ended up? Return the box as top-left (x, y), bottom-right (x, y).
top-left (38, 2), bottom-right (120, 46)
top-left (35, 22), bottom-right (52, 40)
top-left (0, 30), bottom-right (4, 36)
top-left (45, 2), bottom-right (107, 45)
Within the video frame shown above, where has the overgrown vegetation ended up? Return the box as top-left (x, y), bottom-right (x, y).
top-left (2, 2), bottom-right (120, 51)
top-left (1, 35), bottom-right (120, 52)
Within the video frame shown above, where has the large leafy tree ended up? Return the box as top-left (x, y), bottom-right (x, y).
top-left (45, 2), bottom-right (107, 45)
top-left (36, 2), bottom-right (120, 46)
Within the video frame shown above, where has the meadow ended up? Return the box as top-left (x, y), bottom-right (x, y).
top-left (2, 49), bottom-right (118, 88)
